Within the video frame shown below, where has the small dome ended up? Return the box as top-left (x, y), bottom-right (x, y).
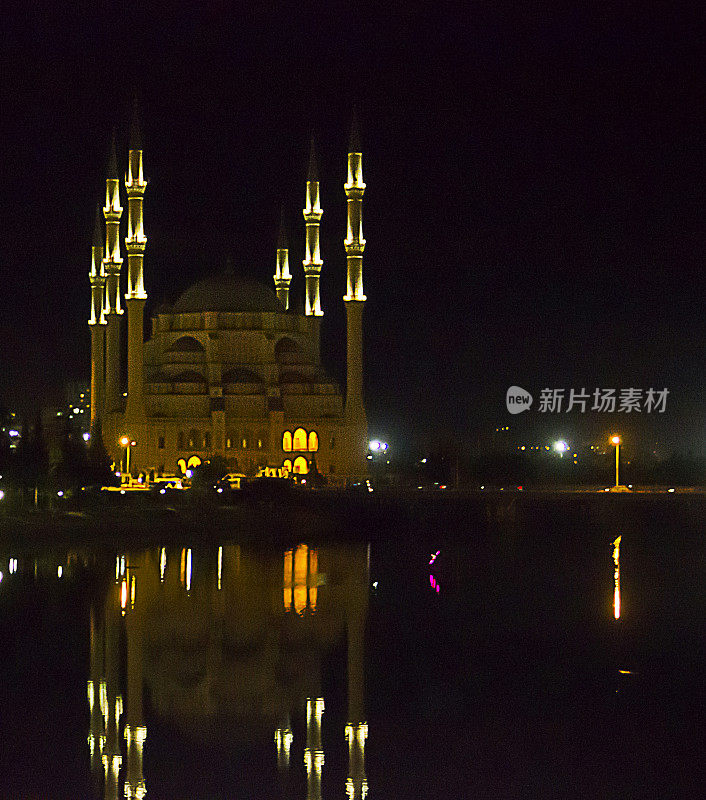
top-left (172, 272), bottom-right (284, 314)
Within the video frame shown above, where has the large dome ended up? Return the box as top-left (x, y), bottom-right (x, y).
top-left (172, 272), bottom-right (285, 313)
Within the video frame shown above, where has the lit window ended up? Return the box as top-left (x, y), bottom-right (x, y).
top-left (188, 429), bottom-right (200, 449)
top-left (282, 431), bottom-right (292, 451)
top-left (293, 456), bottom-right (309, 474)
top-left (283, 459), bottom-right (292, 473)
top-left (177, 458), bottom-right (187, 475)
top-left (242, 438), bottom-right (248, 449)
top-left (226, 437), bottom-right (232, 449)
top-left (187, 455), bottom-right (202, 469)
top-left (308, 431), bottom-right (319, 451)
top-left (257, 438), bottom-right (263, 449)
top-left (293, 428), bottom-right (307, 451)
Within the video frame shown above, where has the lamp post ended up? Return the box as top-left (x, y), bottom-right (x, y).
top-left (610, 435), bottom-right (621, 488)
top-left (120, 436), bottom-right (136, 482)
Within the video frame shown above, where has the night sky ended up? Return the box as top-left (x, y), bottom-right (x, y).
top-left (1, 4), bottom-right (703, 456)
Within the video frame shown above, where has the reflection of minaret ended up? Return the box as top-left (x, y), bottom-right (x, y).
top-left (124, 559), bottom-right (146, 799)
top-left (87, 606), bottom-right (106, 775)
top-left (345, 543), bottom-right (369, 799)
top-left (304, 697), bottom-right (325, 800)
top-left (102, 584), bottom-right (123, 800)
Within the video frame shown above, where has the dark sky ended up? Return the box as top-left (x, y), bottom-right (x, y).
top-left (0, 4), bottom-right (703, 456)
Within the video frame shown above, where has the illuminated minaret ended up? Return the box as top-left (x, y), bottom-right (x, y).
top-left (89, 204), bottom-right (107, 433)
top-left (124, 99), bottom-right (147, 426)
top-left (303, 136), bottom-right (323, 317)
top-left (102, 130), bottom-right (123, 414)
top-left (273, 206), bottom-right (292, 309)
top-left (343, 112), bottom-right (368, 476)
top-left (304, 697), bottom-right (325, 800)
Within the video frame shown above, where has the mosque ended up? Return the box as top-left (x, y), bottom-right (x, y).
top-left (88, 106), bottom-right (368, 480)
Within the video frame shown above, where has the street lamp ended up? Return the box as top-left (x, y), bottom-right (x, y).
top-left (610, 435), bottom-right (621, 488)
top-left (120, 436), bottom-right (136, 481)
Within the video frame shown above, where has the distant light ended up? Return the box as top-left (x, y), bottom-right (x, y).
top-left (366, 454), bottom-right (373, 460)
top-left (369, 440), bottom-right (381, 451)
top-left (553, 440), bottom-right (568, 453)
top-left (73, 407), bottom-right (80, 414)
top-left (667, 487), bottom-right (675, 493)
top-left (0, 571), bottom-right (3, 582)
top-left (57, 490), bottom-right (64, 497)
top-left (610, 435), bottom-right (621, 446)
top-left (480, 485), bottom-right (484, 489)
top-left (604, 488), bottom-right (610, 492)
top-left (216, 487), bottom-right (223, 493)
top-left (185, 469), bottom-right (193, 478)
top-left (83, 432), bottom-right (90, 442)
top-left (159, 488), bottom-right (166, 495)
top-left (8, 430), bottom-right (19, 438)
top-left (120, 490), bottom-right (125, 495)
top-left (0, 490), bottom-right (4, 501)
top-left (372, 581), bottom-right (378, 589)
top-left (57, 566), bottom-right (63, 578)
top-left (120, 436), bottom-right (129, 447)
top-left (420, 458), bottom-right (427, 464)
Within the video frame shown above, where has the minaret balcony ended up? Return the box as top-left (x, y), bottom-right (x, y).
top-left (304, 209), bottom-right (323, 222)
top-left (103, 209), bottom-right (123, 222)
top-left (125, 237), bottom-right (147, 253)
top-left (344, 239), bottom-right (366, 255)
top-left (303, 263), bottom-right (323, 275)
top-left (344, 183), bottom-right (366, 197)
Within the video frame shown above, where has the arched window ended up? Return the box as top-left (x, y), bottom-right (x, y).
top-left (283, 459), bottom-right (292, 474)
top-left (177, 458), bottom-right (187, 475)
top-left (282, 431), bottom-right (292, 451)
top-left (188, 429), bottom-right (200, 449)
top-left (177, 432), bottom-right (185, 450)
top-left (293, 456), bottom-right (309, 474)
top-left (308, 431), bottom-right (319, 451)
top-left (293, 427), bottom-right (307, 451)
top-left (187, 455), bottom-right (202, 469)
top-left (226, 437), bottom-right (232, 449)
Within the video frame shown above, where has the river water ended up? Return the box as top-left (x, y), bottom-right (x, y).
top-left (0, 500), bottom-right (703, 798)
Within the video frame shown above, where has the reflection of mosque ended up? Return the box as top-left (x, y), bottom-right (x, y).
top-left (87, 541), bottom-right (369, 799)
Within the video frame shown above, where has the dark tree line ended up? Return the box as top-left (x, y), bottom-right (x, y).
top-left (0, 415), bottom-right (115, 506)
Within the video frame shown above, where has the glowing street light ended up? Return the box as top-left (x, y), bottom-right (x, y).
top-left (610, 435), bottom-right (621, 488)
top-left (553, 440), bottom-right (568, 455)
top-left (120, 436), bottom-right (136, 479)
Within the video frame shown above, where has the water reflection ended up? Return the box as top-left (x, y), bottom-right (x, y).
top-left (86, 541), bottom-right (369, 798)
top-left (613, 535), bottom-right (622, 619)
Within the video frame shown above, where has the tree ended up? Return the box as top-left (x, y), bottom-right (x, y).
top-left (87, 419), bottom-right (117, 487)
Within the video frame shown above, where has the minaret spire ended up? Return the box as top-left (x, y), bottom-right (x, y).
top-left (124, 97), bottom-right (148, 435)
top-left (343, 110), bottom-right (368, 477)
top-left (303, 135), bottom-right (324, 317)
top-left (103, 128), bottom-right (124, 415)
top-left (89, 204), bottom-right (107, 433)
top-left (274, 205), bottom-right (292, 309)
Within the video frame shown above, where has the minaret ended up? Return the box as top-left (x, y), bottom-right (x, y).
top-left (304, 697), bottom-right (325, 800)
top-left (273, 206), bottom-right (292, 309)
top-left (89, 205), bottom-right (107, 434)
top-left (124, 99), bottom-right (148, 427)
top-left (343, 112), bottom-right (368, 476)
top-left (303, 136), bottom-right (324, 317)
top-left (102, 130), bottom-right (124, 414)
